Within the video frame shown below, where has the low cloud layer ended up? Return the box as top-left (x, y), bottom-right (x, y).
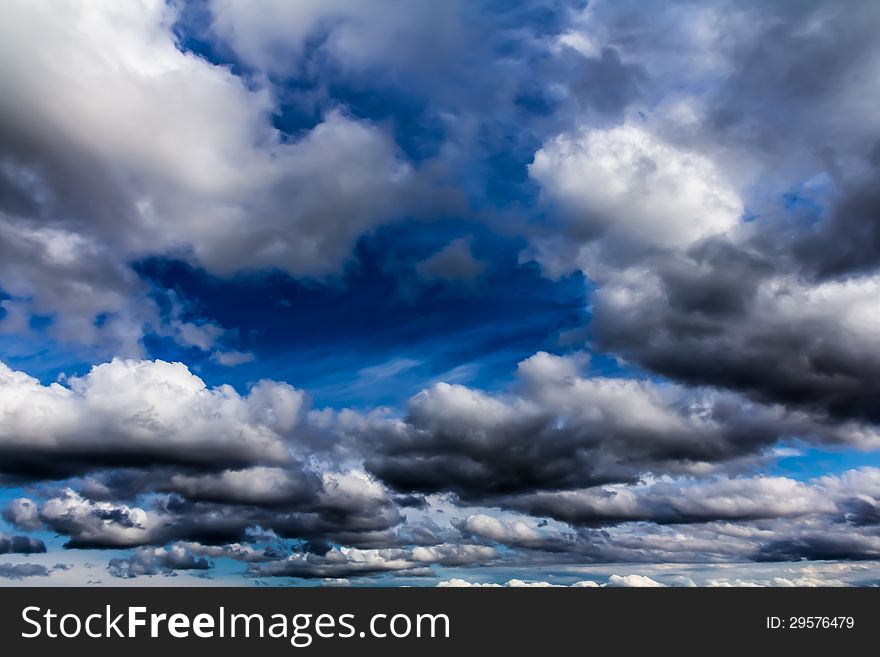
top-left (3, 354), bottom-right (880, 582)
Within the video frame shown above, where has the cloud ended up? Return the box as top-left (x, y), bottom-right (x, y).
top-left (0, 0), bottom-right (434, 351)
top-left (210, 351), bottom-right (256, 367)
top-left (454, 514), bottom-right (576, 553)
top-left (435, 576), bottom-right (660, 587)
top-left (0, 563), bottom-right (62, 580)
top-left (524, 1), bottom-right (880, 426)
top-left (606, 574), bottom-right (665, 588)
top-left (590, 266), bottom-right (880, 424)
top-left (529, 122), bottom-right (742, 272)
top-left (167, 467), bottom-right (319, 508)
top-left (108, 545), bottom-right (213, 579)
top-left (16, 467), bottom-right (405, 551)
top-left (208, 0), bottom-right (472, 79)
top-left (3, 0), bottom-right (880, 584)
top-left (445, 469), bottom-right (880, 565)
top-left (417, 238), bottom-right (486, 284)
top-left (2, 497), bottom-right (41, 530)
top-left (248, 543), bottom-right (497, 579)
top-left (37, 490), bottom-right (171, 549)
top-left (0, 358), bottom-right (302, 478)
top-left (0, 535), bottom-right (45, 554)
top-left (175, 542), bottom-right (282, 564)
top-left (4, 353), bottom-right (880, 572)
top-left (363, 352), bottom-right (877, 499)
top-left (502, 475), bottom-right (835, 527)
top-left (436, 560), bottom-right (878, 588)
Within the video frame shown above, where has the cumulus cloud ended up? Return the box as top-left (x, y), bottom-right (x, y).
top-left (0, 0), bottom-right (434, 351)
top-left (454, 514), bottom-right (576, 553)
top-left (606, 574), bottom-right (665, 588)
top-left (11, 464), bottom-right (406, 551)
top-left (108, 545), bottom-right (212, 579)
top-left (0, 563), bottom-right (62, 580)
top-left (525, 1), bottom-right (880, 427)
top-left (442, 469), bottom-right (880, 565)
top-left (2, 497), bottom-right (41, 530)
top-left (0, 535), bottom-right (45, 555)
top-left (37, 489), bottom-right (171, 549)
top-left (363, 352), bottom-right (877, 499)
top-left (249, 542), bottom-right (497, 579)
top-left (529, 122), bottom-right (742, 274)
top-left (0, 358), bottom-right (303, 478)
top-left (3, 350), bottom-right (880, 575)
top-left (167, 467), bottom-right (319, 508)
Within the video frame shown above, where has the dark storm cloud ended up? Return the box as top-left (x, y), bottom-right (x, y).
top-left (0, 535), bottom-right (46, 554)
top-left (362, 352), bottom-right (875, 500)
top-left (756, 534), bottom-right (880, 563)
top-left (589, 236), bottom-right (880, 424)
top-left (528, 0), bottom-right (880, 426)
top-left (12, 468), bottom-right (405, 550)
top-left (702, 0), bottom-right (880, 164)
top-left (791, 183), bottom-right (880, 280)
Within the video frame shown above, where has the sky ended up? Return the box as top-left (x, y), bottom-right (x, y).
top-left (2, 0), bottom-right (880, 587)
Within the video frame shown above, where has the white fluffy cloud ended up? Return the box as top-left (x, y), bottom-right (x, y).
top-left (606, 574), bottom-right (665, 588)
top-left (38, 489), bottom-right (168, 548)
top-left (529, 122), bottom-right (742, 277)
top-left (0, 358), bottom-right (302, 474)
top-left (0, 0), bottom-right (421, 350)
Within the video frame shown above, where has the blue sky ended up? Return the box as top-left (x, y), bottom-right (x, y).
top-left (2, 0), bottom-right (880, 587)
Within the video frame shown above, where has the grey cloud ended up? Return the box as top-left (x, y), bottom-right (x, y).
top-left (416, 238), bottom-right (486, 284)
top-left (363, 352), bottom-right (876, 500)
top-left (443, 469), bottom-right (880, 565)
top-left (21, 468), bottom-right (405, 550)
top-left (0, 2), bottom-right (444, 351)
top-left (0, 563), bottom-right (59, 580)
top-left (0, 535), bottom-right (45, 554)
top-left (756, 532), bottom-right (880, 563)
top-left (108, 546), bottom-right (213, 579)
top-left (589, 249), bottom-right (880, 424)
top-left (2, 497), bottom-right (41, 530)
top-left (176, 541), bottom-right (283, 564)
top-left (527, 1), bottom-right (880, 427)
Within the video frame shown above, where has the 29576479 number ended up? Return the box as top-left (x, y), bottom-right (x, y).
top-left (766, 616), bottom-right (855, 630)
